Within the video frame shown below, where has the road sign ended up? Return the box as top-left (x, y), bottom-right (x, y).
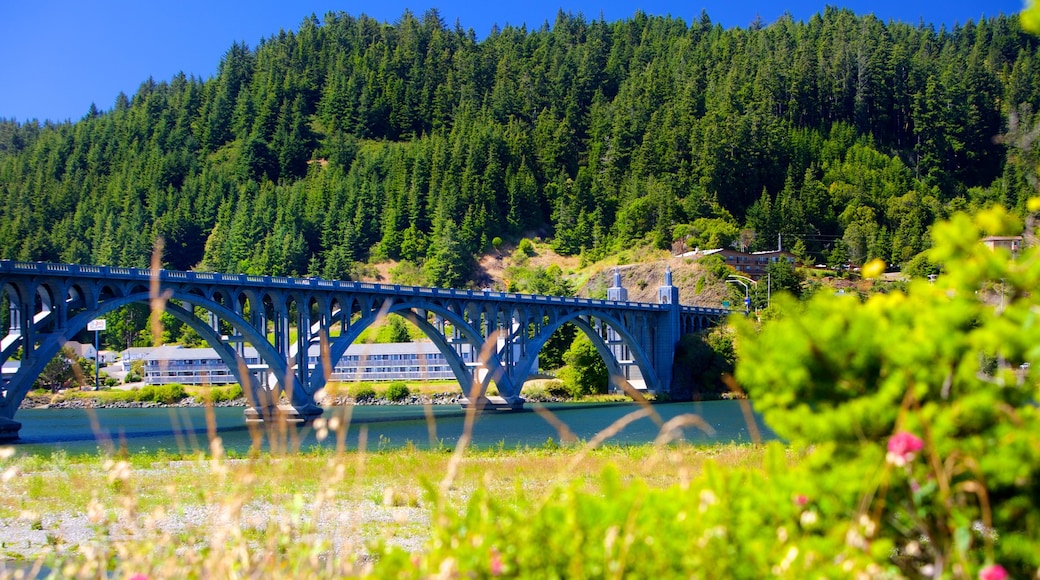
top-left (87, 319), bottom-right (107, 332)
top-left (721, 300), bottom-right (731, 308)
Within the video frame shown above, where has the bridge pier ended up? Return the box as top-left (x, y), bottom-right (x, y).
top-left (460, 396), bottom-right (526, 411)
top-left (0, 418), bottom-right (21, 443)
top-left (243, 404), bottom-right (323, 424)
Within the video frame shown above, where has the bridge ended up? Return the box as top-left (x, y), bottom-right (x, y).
top-left (0, 260), bottom-right (728, 441)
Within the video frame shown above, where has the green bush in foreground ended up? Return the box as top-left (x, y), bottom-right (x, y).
top-left (730, 206), bottom-right (1040, 577)
top-left (378, 444), bottom-right (845, 578)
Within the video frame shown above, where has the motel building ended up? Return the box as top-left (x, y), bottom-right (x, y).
top-left (137, 341), bottom-right (473, 386)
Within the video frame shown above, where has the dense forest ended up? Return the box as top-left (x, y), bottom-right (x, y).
top-left (1, 7), bottom-right (1039, 287)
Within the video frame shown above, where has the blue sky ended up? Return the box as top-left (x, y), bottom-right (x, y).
top-left (0, 0), bottom-right (1026, 123)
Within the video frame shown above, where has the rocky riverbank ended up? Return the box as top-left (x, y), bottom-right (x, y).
top-left (19, 392), bottom-right (564, 410)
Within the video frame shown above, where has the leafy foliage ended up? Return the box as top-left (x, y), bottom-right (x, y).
top-left (733, 205), bottom-right (1040, 576)
top-left (672, 327), bottom-right (735, 399)
top-left (347, 382), bottom-right (376, 401)
top-left (200, 384), bottom-right (243, 404)
top-left (34, 346), bottom-right (77, 391)
top-left (384, 381), bottom-right (410, 402)
top-left (132, 384), bottom-right (189, 404)
top-left (556, 332), bottom-right (609, 397)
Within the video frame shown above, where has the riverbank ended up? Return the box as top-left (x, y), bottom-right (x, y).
top-left (18, 391), bottom-right (571, 411)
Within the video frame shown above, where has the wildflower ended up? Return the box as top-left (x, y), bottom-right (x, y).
top-left (128, 574), bottom-right (149, 580)
top-left (979, 564), bottom-right (1008, 580)
top-left (490, 548), bottom-right (504, 576)
top-left (886, 432), bottom-right (923, 467)
top-left (800, 510), bottom-right (818, 527)
top-left (794, 494), bottom-right (808, 506)
top-left (699, 489), bottom-right (717, 512)
top-left (861, 258), bottom-right (886, 279)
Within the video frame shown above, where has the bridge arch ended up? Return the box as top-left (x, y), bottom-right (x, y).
top-left (304, 297), bottom-right (516, 403)
top-left (0, 288), bottom-right (312, 422)
top-left (509, 308), bottom-right (661, 396)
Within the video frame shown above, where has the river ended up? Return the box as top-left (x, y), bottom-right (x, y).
top-left (9, 400), bottom-right (774, 456)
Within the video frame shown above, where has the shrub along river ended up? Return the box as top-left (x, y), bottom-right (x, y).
top-left (10, 401), bottom-right (775, 456)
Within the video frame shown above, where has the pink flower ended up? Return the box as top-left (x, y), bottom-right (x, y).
top-left (794, 494), bottom-right (808, 506)
top-left (979, 564), bottom-right (1008, 580)
top-left (128, 575), bottom-right (149, 580)
top-left (886, 431), bottom-right (924, 467)
top-left (490, 548), bottom-right (503, 576)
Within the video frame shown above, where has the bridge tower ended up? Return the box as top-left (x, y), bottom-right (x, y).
top-left (655, 266), bottom-right (682, 394)
top-left (604, 268), bottom-right (636, 391)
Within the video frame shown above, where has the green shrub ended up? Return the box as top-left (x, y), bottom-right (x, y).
top-left (203, 384), bottom-right (243, 404)
top-left (544, 380), bottom-right (569, 398)
top-left (384, 381), bottom-right (410, 402)
top-left (731, 206), bottom-right (1040, 577)
top-left (517, 238), bottom-right (535, 257)
top-left (556, 334), bottom-right (608, 398)
top-left (348, 382), bottom-right (376, 401)
top-left (134, 384), bottom-right (188, 404)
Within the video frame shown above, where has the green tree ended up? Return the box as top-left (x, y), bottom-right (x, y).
top-left (556, 332), bottom-right (608, 397)
top-left (36, 346), bottom-right (77, 391)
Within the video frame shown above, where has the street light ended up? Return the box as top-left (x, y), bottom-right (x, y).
top-left (727, 275), bottom-right (754, 316)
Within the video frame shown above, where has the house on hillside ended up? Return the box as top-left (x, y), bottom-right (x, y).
top-left (679, 248), bottom-right (797, 280)
top-left (982, 236), bottom-right (1022, 253)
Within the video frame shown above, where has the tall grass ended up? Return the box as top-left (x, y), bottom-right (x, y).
top-left (0, 422), bottom-right (769, 578)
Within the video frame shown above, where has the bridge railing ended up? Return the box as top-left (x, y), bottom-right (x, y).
top-left (0, 260), bottom-right (724, 314)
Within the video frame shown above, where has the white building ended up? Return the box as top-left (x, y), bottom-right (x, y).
top-left (319, 341), bottom-right (471, 382)
top-left (118, 347), bottom-right (157, 372)
top-left (141, 345), bottom-right (255, 385)
top-left (138, 341), bottom-right (473, 385)
top-left (64, 341), bottom-right (96, 361)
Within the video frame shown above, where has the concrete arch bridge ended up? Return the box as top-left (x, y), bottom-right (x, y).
top-left (0, 261), bottom-right (726, 441)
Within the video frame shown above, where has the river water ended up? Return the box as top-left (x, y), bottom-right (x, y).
top-left (10, 400), bottom-right (775, 456)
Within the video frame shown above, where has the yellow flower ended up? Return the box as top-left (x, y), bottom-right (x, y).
top-left (1028, 196), bottom-right (1040, 213)
top-left (861, 258), bottom-right (886, 279)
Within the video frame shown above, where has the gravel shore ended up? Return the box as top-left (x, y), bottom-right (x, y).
top-left (0, 497), bottom-right (429, 563)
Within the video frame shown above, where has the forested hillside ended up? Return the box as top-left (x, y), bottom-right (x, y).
top-left (1, 7), bottom-right (1038, 287)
